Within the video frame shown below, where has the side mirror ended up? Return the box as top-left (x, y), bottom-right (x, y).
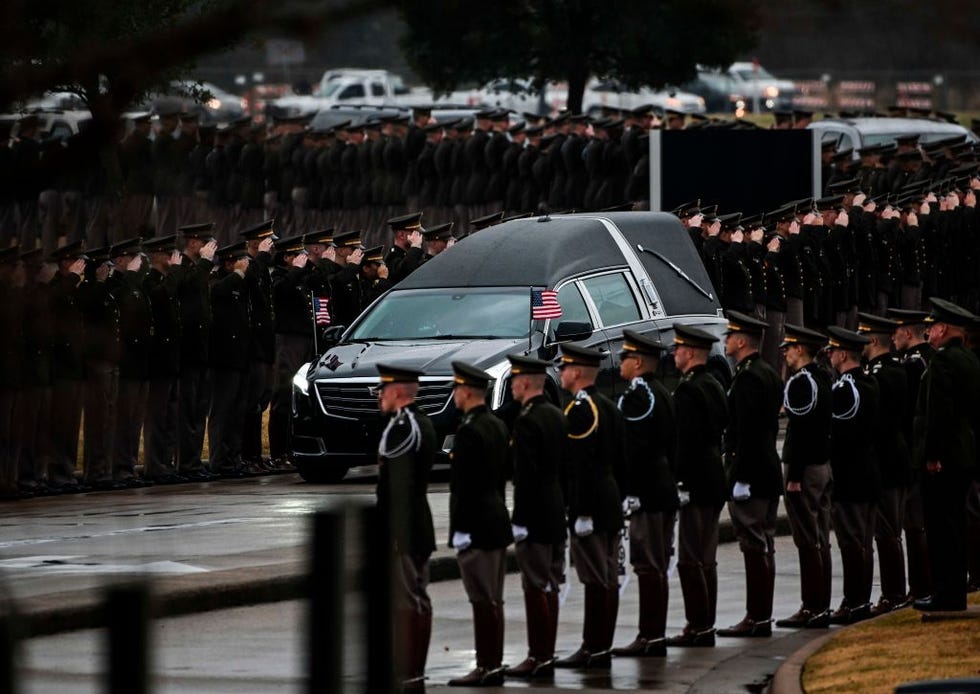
top-left (553, 321), bottom-right (593, 343)
top-left (320, 325), bottom-right (346, 348)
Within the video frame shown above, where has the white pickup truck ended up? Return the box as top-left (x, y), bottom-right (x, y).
top-left (271, 69), bottom-right (437, 116)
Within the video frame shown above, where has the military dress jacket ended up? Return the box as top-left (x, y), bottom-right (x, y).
top-left (377, 403), bottom-right (437, 557)
top-left (724, 352), bottom-right (784, 498)
top-left (914, 338), bottom-right (980, 475)
top-left (510, 394), bottom-right (568, 545)
top-left (830, 366), bottom-right (880, 502)
top-left (564, 385), bottom-right (624, 533)
top-left (673, 364), bottom-right (729, 506)
top-left (864, 353), bottom-right (911, 489)
top-left (449, 405), bottom-right (513, 550)
top-left (619, 373), bottom-right (678, 513)
top-left (782, 362), bottom-right (832, 483)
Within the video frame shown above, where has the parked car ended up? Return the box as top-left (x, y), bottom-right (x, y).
top-left (679, 72), bottom-right (746, 113)
top-left (290, 212), bottom-right (728, 483)
top-left (695, 62), bottom-right (797, 112)
top-left (808, 117), bottom-right (979, 158)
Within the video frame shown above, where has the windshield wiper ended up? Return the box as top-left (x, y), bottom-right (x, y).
top-left (636, 244), bottom-right (714, 301)
top-left (430, 334), bottom-right (509, 340)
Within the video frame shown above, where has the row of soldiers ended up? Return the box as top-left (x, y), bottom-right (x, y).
top-left (0, 210), bottom-right (456, 497)
top-left (679, 165), bottom-right (980, 374)
top-left (378, 304), bottom-right (980, 690)
top-left (0, 104), bottom-right (663, 255)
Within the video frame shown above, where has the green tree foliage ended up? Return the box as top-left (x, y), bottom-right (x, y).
top-left (399, 0), bottom-right (761, 113)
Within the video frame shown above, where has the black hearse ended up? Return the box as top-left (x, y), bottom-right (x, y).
top-left (290, 212), bottom-right (728, 482)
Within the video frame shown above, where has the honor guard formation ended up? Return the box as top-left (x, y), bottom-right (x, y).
top-left (373, 308), bottom-right (980, 690)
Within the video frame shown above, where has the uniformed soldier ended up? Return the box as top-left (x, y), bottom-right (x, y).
top-left (775, 324), bottom-right (834, 629)
top-left (447, 361), bottom-right (512, 687)
top-left (374, 363), bottom-right (437, 693)
top-left (269, 234), bottom-right (314, 470)
top-left (327, 230), bottom-right (364, 328)
top-left (384, 212), bottom-right (425, 284)
top-left (420, 222), bottom-right (453, 263)
top-left (912, 299), bottom-right (980, 612)
top-left (857, 313), bottom-right (912, 614)
top-left (888, 308), bottom-right (934, 600)
top-left (610, 331), bottom-right (677, 658)
top-left (716, 312), bottom-right (784, 638)
top-left (175, 223), bottom-right (218, 479)
top-left (358, 245), bottom-right (393, 314)
top-left (503, 354), bottom-right (567, 679)
top-left (825, 326), bottom-right (880, 624)
top-left (666, 325), bottom-right (728, 648)
top-left (46, 241), bottom-right (88, 491)
top-left (106, 237), bottom-right (153, 487)
top-left (207, 241), bottom-right (252, 478)
top-left (70, 246), bottom-right (120, 491)
top-left (554, 344), bottom-right (624, 669)
top-left (240, 219), bottom-right (277, 474)
top-left (142, 235), bottom-right (184, 483)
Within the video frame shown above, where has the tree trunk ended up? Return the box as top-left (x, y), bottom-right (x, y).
top-left (565, 65), bottom-right (588, 115)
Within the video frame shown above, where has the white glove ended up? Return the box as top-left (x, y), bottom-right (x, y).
top-left (677, 488), bottom-right (691, 507)
top-left (452, 531), bottom-right (472, 552)
top-left (732, 481), bottom-right (752, 501)
top-left (623, 496), bottom-right (641, 517)
top-left (574, 516), bottom-right (594, 537)
top-left (511, 524), bottom-right (529, 543)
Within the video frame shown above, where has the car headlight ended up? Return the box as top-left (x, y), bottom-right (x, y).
top-left (292, 362), bottom-right (311, 397)
top-left (485, 361), bottom-right (512, 410)
top-left (764, 86), bottom-right (779, 98)
top-left (206, 97), bottom-right (222, 110)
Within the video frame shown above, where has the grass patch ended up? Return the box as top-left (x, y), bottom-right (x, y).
top-left (802, 594), bottom-right (980, 693)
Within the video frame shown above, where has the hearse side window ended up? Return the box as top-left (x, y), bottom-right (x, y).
top-left (546, 283), bottom-right (592, 339)
top-left (582, 273), bottom-right (641, 327)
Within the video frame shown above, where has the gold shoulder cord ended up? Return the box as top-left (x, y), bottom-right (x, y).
top-left (564, 397), bottom-right (599, 440)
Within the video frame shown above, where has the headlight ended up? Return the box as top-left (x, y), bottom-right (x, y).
top-left (485, 360), bottom-right (512, 410)
top-left (764, 86), bottom-right (779, 98)
top-left (206, 97), bottom-right (222, 110)
top-left (292, 362), bottom-right (311, 397)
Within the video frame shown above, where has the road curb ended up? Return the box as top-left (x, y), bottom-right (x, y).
top-left (17, 515), bottom-right (791, 639)
top-left (767, 628), bottom-right (835, 694)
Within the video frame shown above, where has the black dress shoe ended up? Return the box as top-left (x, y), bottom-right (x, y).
top-left (218, 467), bottom-right (249, 479)
top-left (612, 635), bottom-right (667, 657)
top-left (665, 627), bottom-right (716, 647)
top-left (504, 656), bottom-right (555, 678)
top-left (554, 646), bottom-right (611, 668)
top-left (913, 596), bottom-right (967, 612)
top-left (805, 610), bottom-right (831, 628)
top-left (776, 607), bottom-right (817, 628)
top-left (717, 617), bottom-right (772, 638)
top-left (92, 480), bottom-right (125, 491)
top-left (447, 666), bottom-right (504, 687)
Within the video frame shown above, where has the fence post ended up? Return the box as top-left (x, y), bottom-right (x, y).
top-left (106, 582), bottom-right (152, 694)
top-left (362, 505), bottom-right (394, 694)
top-left (308, 509), bottom-right (345, 694)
